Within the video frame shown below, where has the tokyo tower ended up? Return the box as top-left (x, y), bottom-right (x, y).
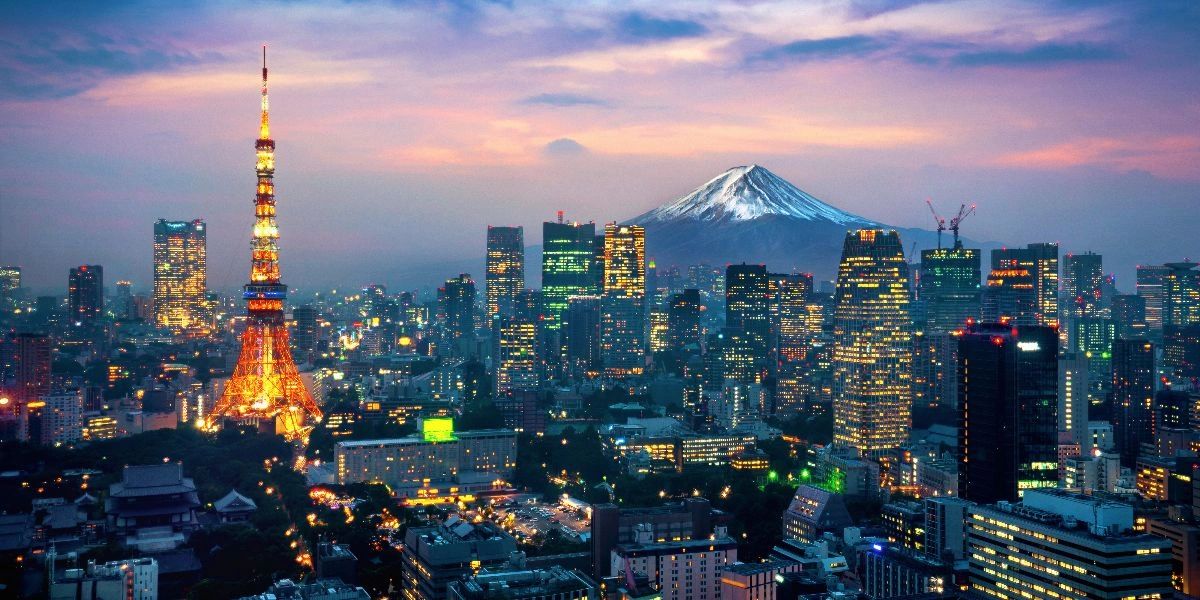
top-left (211, 47), bottom-right (322, 440)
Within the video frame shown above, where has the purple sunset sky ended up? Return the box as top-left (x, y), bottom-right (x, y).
top-left (1, 0), bottom-right (1197, 293)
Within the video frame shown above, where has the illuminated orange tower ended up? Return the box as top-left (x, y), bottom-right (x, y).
top-left (212, 47), bottom-right (321, 440)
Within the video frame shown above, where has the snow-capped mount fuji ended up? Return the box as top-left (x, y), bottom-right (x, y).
top-left (627, 165), bottom-right (951, 278)
top-left (637, 165), bottom-right (878, 227)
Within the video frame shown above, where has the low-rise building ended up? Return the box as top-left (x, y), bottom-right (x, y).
top-left (858, 545), bottom-right (958, 599)
top-left (781, 485), bottom-right (852, 543)
top-left (719, 560), bottom-right (799, 600)
top-left (611, 525), bottom-right (737, 600)
top-left (590, 498), bottom-right (719, 579)
top-left (966, 489), bottom-right (1173, 599)
top-left (335, 419), bottom-right (516, 500)
top-left (50, 557), bottom-right (158, 600)
top-left (237, 577), bottom-right (370, 600)
top-left (400, 516), bottom-right (519, 600)
top-left (1147, 510), bottom-right (1200, 597)
top-left (448, 565), bottom-right (597, 600)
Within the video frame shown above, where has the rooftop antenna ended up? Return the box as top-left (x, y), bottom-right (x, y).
top-left (925, 199), bottom-right (946, 249)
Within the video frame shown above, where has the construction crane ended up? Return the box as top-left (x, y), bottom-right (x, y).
top-left (949, 203), bottom-right (976, 248)
top-left (926, 199), bottom-right (947, 249)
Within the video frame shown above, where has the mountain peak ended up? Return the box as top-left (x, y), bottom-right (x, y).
top-left (633, 165), bottom-right (877, 226)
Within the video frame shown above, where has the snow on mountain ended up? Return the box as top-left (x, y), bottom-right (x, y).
top-left (633, 165), bottom-right (877, 226)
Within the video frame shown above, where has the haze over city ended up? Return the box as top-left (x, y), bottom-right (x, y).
top-left (2, 0), bottom-right (1198, 291)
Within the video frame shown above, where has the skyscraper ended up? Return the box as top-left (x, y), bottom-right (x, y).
top-left (441, 274), bottom-right (477, 348)
top-left (667, 289), bottom-right (702, 351)
top-left (0, 266), bottom-right (19, 313)
top-left (1137, 264), bottom-right (1169, 340)
top-left (982, 267), bottom-right (1035, 325)
top-left (541, 219), bottom-right (597, 331)
top-left (1163, 261), bottom-right (1200, 331)
top-left (725, 264), bottom-right (770, 381)
top-left (1072, 316), bottom-right (1115, 408)
top-left (485, 226), bottom-right (524, 319)
top-left (292, 305), bottom-right (319, 359)
top-left (1111, 339), bottom-right (1155, 466)
top-left (153, 218), bottom-right (208, 330)
top-left (562, 295), bottom-right (601, 379)
top-left (211, 48), bottom-right (321, 440)
top-left (1058, 353), bottom-right (1089, 446)
top-left (831, 229), bottom-right (913, 454)
top-left (1110, 294), bottom-right (1147, 340)
top-left (992, 243), bottom-right (1059, 327)
top-left (68, 265), bottom-right (103, 326)
top-left (495, 319), bottom-right (538, 394)
top-left (600, 223), bottom-right (646, 377)
top-left (1062, 251), bottom-right (1103, 320)
top-left (775, 272), bottom-right (813, 364)
top-left (957, 323), bottom-right (1058, 504)
top-left (920, 244), bottom-right (981, 332)
top-left (114, 280), bottom-right (134, 320)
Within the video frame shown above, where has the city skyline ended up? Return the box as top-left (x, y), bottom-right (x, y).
top-left (2, 1), bottom-right (1198, 292)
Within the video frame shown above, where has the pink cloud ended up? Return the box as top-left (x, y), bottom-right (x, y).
top-left (994, 136), bottom-right (1200, 179)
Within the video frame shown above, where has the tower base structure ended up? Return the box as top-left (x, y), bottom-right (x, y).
top-left (212, 318), bottom-right (321, 441)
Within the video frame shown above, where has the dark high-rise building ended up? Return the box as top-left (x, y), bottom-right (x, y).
top-left (292, 305), bottom-right (319, 358)
top-left (441, 274), bottom-right (477, 349)
top-left (485, 226), bottom-right (524, 319)
top-left (725, 264), bottom-right (770, 381)
top-left (1163, 324), bottom-right (1200, 380)
top-left (1154, 388), bottom-right (1194, 432)
top-left (34, 296), bottom-right (60, 327)
top-left (668, 289), bottom-right (702, 351)
top-left (1111, 339), bottom-right (1155, 466)
top-left (992, 243), bottom-right (1059, 328)
top-left (1062, 252), bottom-right (1104, 320)
top-left (68, 265), bottom-right (103, 325)
top-left (153, 218), bottom-right (208, 330)
top-left (1111, 294), bottom-right (1147, 340)
top-left (113, 280), bottom-right (134, 320)
top-left (541, 220), bottom-right (597, 331)
top-left (593, 234), bottom-right (606, 294)
top-left (832, 229), bottom-right (913, 453)
top-left (1137, 264), bottom-right (1170, 340)
top-left (562, 295), bottom-right (601, 379)
top-left (957, 323), bottom-right (1058, 504)
top-left (982, 267), bottom-right (1036, 326)
top-left (4, 332), bottom-right (51, 442)
top-left (913, 330), bottom-right (958, 409)
top-left (920, 244), bottom-right (981, 332)
top-left (599, 223), bottom-right (645, 377)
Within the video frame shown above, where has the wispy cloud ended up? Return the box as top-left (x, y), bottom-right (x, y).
top-left (523, 36), bottom-right (733, 73)
top-left (0, 33), bottom-right (220, 100)
top-left (949, 42), bottom-right (1121, 67)
top-left (616, 12), bottom-right (708, 41)
top-left (745, 35), bottom-right (888, 66)
top-left (519, 93), bottom-right (611, 107)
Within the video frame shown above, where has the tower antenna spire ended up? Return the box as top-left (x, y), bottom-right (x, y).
top-left (259, 45), bottom-right (270, 139)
